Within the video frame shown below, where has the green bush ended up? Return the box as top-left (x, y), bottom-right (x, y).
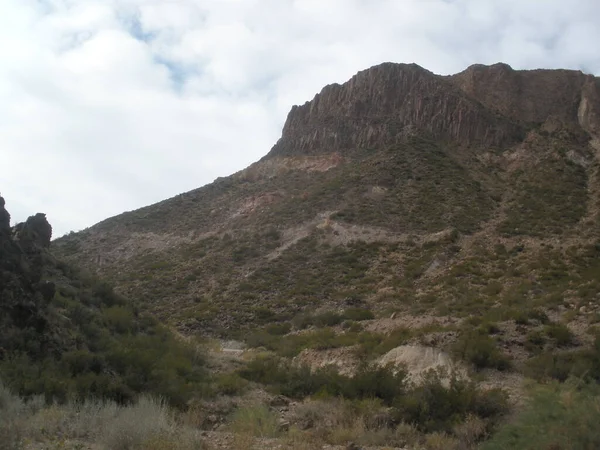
top-left (343, 308), bottom-right (375, 321)
top-left (238, 356), bottom-right (406, 403)
top-left (545, 323), bottom-right (574, 347)
top-left (394, 371), bottom-right (509, 433)
top-left (214, 373), bottom-right (248, 396)
top-left (524, 336), bottom-right (600, 383)
top-left (265, 323), bottom-right (291, 336)
top-left (314, 311), bottom-right (343, 327)
top-left (239, 357), bottom-right (508, 436)
top-left (482, 381), bottom-right (600, 450)
top-left (453, 331), bottom-right (511, 371)
top-left (230, 405), bottom-right (280, 438)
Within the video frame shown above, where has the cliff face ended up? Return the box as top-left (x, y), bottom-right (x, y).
top-left (450, 63), bottom-right (600, 136)
top-left (267, 63), bottom-right (524, 158)
top-left (268, 62), bottom-right (599, 159)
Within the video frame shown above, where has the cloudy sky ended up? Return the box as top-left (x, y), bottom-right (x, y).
top-left (2, 0), bottom-right (599, 237)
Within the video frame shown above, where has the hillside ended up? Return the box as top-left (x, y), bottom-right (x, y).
top-left (53, 62), bottom-right (600, 337)
top-left (42, 61), bottom-right (600, 449)
top-left (0, 196), bottom-right (207, 407)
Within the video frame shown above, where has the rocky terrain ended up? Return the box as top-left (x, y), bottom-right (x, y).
top-left (53, 62), bottom-right (600, 333)
top-left (42, 62), bottom-right (600, 449)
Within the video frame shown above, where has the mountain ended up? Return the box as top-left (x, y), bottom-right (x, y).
top-left (53, 62), bottom-right (600, 366)
top-left (0, 196), bottom-right (207, 406)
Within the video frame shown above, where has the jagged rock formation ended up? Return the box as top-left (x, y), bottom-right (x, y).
top-left (267, 62), bottom-right (600, 159)
top-left (0, 196), bottom-right (10, 236)
top-left (0, 197), bottom-right (54, 357)
top-left (53, 62), bottom-right (600, 339)
top-left (13, 213), bottom-right (53, 249)
top-left (267, 63), bottom-right (524, 158)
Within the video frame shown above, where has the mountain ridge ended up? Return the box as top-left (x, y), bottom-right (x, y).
top-left (53, 62), bottom-right (600, 343)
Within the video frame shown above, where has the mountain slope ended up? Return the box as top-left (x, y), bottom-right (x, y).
top-left (0, 196), bottom-right (207, 406)
top-left (53, 62), bottom-right (600, 355)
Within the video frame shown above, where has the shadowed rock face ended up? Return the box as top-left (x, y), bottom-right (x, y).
top-left (267, 62), bottom-right (599, 159)
top-left (14, 213), bottom-right (53, 249)
top-left (0, 198), bottom-right (50, 352)
top-left (0, 196), bottom-right (10, 236)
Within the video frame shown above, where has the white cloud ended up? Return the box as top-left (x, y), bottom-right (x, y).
top-left (1, 0), bottom-right (599, 236)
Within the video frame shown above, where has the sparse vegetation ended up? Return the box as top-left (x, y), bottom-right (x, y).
top-left (0, 380), bottom-right (205, 450)
top-left (452, 330), bottom-right (511, 371)
top-left (482, 381), bottom-right (600, 450)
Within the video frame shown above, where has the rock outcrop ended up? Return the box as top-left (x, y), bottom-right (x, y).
top-left (267, 63), bottom-right (524, 158)
top-left (0, 198), bottom-right (50, 352)
top-left (267, 62), bottom-right (599, 159)
top-left (14, 213), bottom-right (53, 249)
top-left (450, 63), bottom-right (600, 137)
top-left (0, 196), bottom-right (10, 236)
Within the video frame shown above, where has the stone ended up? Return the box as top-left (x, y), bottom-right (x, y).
top-left (269, 395), bottom-right (290, 407)
top-left (277, 420), bottom-right (290, 432)
top-left (15, 213), bottom-right (52, 249)
top-left (346, 443), bottom-right (362, 450)
top-left (0, 196), bottom-right (10, 235)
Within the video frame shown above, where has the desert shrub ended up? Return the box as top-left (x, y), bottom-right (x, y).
top-left (1, 326), bottom-right (208, 407)
top-left (214, 373), bottom-right (248, 396)
top-left (93, 281), bottom-right (127, 307)
top-left (342, 307), bottom-right (375, 321)
top-left (99, 395), bottom-right (171, 450)
top-left (314, 311), bottom-right (344, 327)
top-left (452, 331), bottom-right (511, 371)
top-left (527, 309), bottom-right (550, 324)
top-left (239, 357), bottom-right (507, 436)
top-left (354, 328), bottom-right (412, 359)
top-left (482, 381), bottom-right (600, 450)
top-left (103, 306), bottom-right (136, 334)
top-left (265, 323), bottom-right (291, 336)
top-left (0, 380), bottom-right (26, 450)
top-left (524, 336), bottom-right (600, 382)
top-left (512, 311), bottom-right (530, 325)
top-left (478, 322), bottom-right (501, 335)
top-left (544, 323), bottom-right (575, 347)
top-left (342, 320), bottom-right (364, 332)
top-left (230, 405), bottom-right (280, 438)
top-left (394, 371), bottom-right (509, 433)
top-left (291, 313), bottom-right (314, 330)
top-left (524, 330), bottom-right (545, 353)
top-left (238, 356), bottom-right (405, 404)
top-left (291, 398), bottom-right (420, 448)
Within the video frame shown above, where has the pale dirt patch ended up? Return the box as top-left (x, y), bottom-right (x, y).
top-left (236, 153), bottom-right (344, 182)
top-left (377, 345), bottom-right (467, 384)
top-left (231, 192), bottom-right (284, 218)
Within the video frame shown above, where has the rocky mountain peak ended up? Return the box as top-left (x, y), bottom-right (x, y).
top-left (267, 62), bottom-right (523, 158)
top-left (267, 62), bottom-right (599, 160)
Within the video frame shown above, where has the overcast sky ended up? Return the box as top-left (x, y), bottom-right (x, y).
top-left (1, 0), bottom-right (599, 237)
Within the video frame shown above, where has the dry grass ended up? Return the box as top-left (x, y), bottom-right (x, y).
top-left (289, 398), bottom-right (421, 448)
top-left (424, 432), bottom-right (460, 450)
top-left (230, 404), bottom-right (280, 438)
top-left (0, 381), bottom-right (205, 450)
